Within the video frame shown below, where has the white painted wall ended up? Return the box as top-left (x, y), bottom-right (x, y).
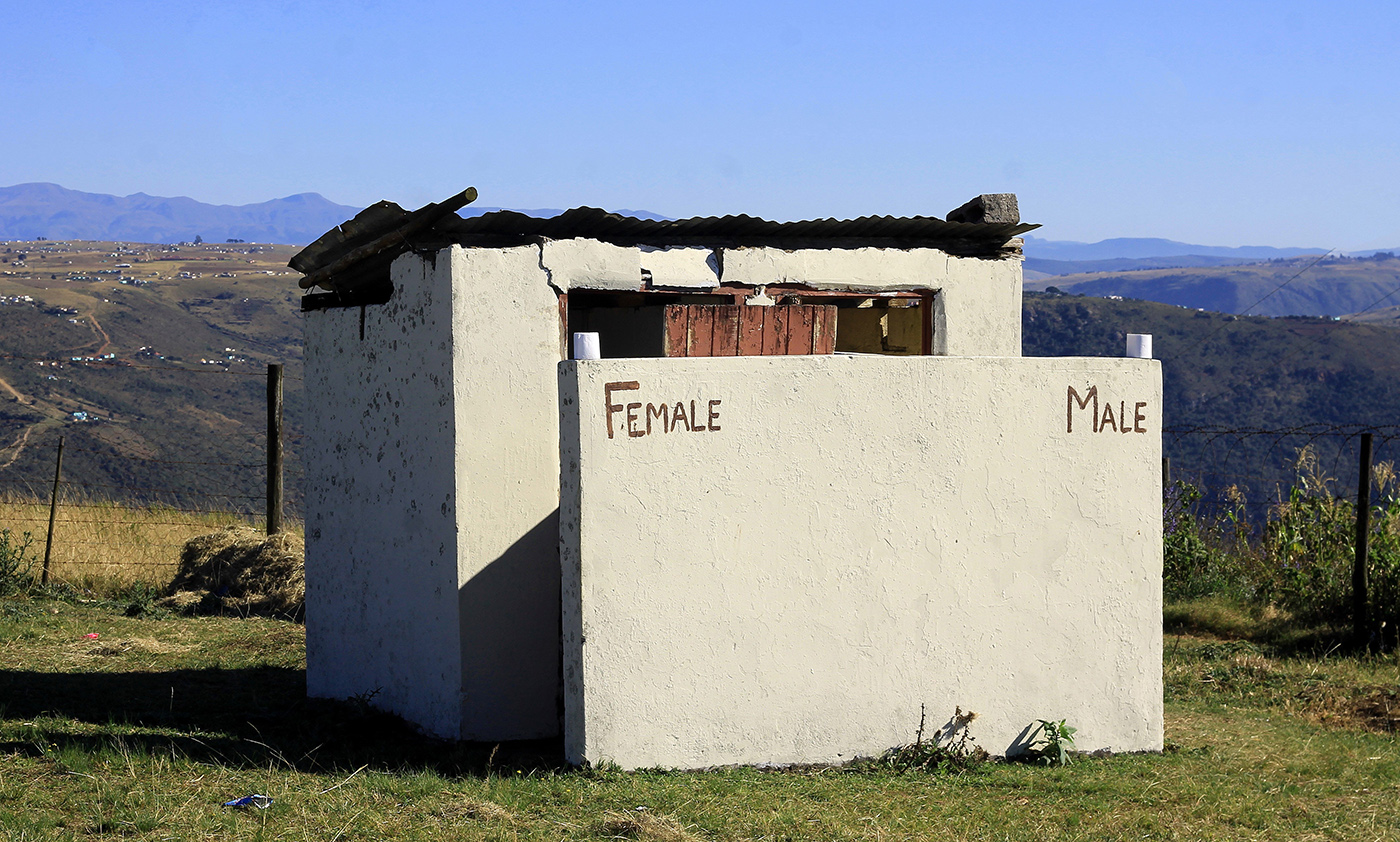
top-left (304, 236), bottom-right (1032, 746)
top-left (304, 252), bottom-right (464, 737)
top-left (304, 245), bottom-right (564, 740)
top-left (447, 245), bottom-right (564, 739)
top-left (560, 355), bottom-right (1162, 769)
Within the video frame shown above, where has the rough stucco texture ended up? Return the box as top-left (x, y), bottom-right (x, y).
top-left (304, 245), bottom-right (564, 740)
top-left (303, 253), bottom-right (463, 737)
top-left (448, 246), bottom-right (563, 740)
top-left (560, 355), bottom-right (1163, 769)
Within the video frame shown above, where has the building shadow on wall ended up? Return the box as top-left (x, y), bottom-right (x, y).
top-left (457, 509), bottom-right (562, 739)
top-left (0, 665), bottom-right (564, 776)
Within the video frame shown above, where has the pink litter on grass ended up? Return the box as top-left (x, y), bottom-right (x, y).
top-left (85, 633), bottom-right (99, 639)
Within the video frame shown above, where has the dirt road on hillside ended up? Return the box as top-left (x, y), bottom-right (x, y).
top-left (0, 425), bottom-right (33, 470)
top-left (0, 374), bottom-right (22, 402)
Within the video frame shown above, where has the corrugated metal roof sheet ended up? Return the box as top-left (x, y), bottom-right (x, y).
top-left (293, 191), bottom-right (1039, 292)
top-left (438, 206), bottom-right (1038, 248)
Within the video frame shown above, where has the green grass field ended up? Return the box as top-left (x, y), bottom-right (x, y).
top-left (1, 594), bottom-right (1397, 841)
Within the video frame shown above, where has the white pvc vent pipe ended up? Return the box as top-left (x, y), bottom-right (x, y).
top-left (1126, 333), bottom-right (1152, 359)
top-left (573, 332), bottom-right (602, 360)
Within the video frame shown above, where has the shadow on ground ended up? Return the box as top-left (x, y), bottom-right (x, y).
top-left (0, 667), bottom-right (564, 776)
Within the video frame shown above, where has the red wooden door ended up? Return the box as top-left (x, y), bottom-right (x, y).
top-left (663, 304), bottom-right (837, 357)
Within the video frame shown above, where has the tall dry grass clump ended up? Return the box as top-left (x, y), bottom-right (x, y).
top-left (165, 525), bottom-right (304, 619)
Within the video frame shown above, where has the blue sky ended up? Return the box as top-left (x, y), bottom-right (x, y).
top-left (4, 0), bottom-right (1398, 249)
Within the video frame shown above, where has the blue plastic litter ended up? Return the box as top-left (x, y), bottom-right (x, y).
top-left (222, 794), bottom-right (273, 809)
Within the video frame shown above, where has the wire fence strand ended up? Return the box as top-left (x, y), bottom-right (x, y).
top-left (1164, 424), bottom-right (1398, 529)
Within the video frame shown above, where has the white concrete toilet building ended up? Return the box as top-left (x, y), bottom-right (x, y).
top-left (295, 190), bottom-right (1163, 769)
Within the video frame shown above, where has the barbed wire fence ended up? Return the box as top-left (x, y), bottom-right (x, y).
top-left (0, 361), bottom-right (302, 587)
top-left (1164, 424), bottom-right (1400, 522)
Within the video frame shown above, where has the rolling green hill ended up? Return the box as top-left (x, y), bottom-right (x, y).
top-left (1025, 253), bottom-right (1400, 318)
top-left (1343, 302), bottom-right (1400, 327)
top-left (1023, 291), bottom-right (1400, 516)
top-left (1024, 291), bottom-right (1400, 428)
top-left (0, 240), bottom-right (305, 516)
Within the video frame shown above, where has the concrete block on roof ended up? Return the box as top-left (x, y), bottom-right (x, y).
top-left (946, 194), bottom-right (1020, 225)
top-left (638, 246), bottom-right (719, 289)
top-left (540, 238), bottom-right (641, 291)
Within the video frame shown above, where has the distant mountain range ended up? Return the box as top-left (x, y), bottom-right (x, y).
top-left (0, 183), bottom-right (668, 245)
top-left (1021, 234), bottom-right (1328, 262)
top-left (3, 183), bottom-right (1390, 298)
top-left (0, 183), bottom-right (362, 245)
top-left (1020, 235), bottom-right (1339, 278)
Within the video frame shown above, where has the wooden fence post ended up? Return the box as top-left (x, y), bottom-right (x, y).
top-left (1353, 432), bottom-right (1373, 650)
top-left (42, 436), bottom-right (64, 585)
top-left (267, 363), bottom-right (283, 536)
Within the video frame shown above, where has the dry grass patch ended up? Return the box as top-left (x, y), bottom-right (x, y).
top-left (82, 636), bottom-right (190, 658)
top-left (1163, 596), bottom-right (1294, 640)
top-left (165, 525), bottom-right (304, 619)
top-left (599, 810), bottom-right (701, 842)
top-left (1166, 634), bottom-right (1400, 734)
top-left (440, 795), bottom-right (516, 824)
top-left (1296, 682), bottom-right (1400, 732)
top-left (1350, 689), bottom-right (1400, 732)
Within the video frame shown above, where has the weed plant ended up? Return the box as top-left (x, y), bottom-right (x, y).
top-left (869, 706), bottom-right (989, 775)
top-left (0, 527), bottom-right (38, 595)
top-left (1164, 480), bottom-right (1259, 602)
top-left (1020, 719), bottom-right (1078, 767)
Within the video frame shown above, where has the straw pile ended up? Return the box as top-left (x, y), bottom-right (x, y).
top-left (163, 526), bottom-right (305, 619)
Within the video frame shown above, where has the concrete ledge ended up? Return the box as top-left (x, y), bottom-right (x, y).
top-left (639, 246), bottom-right (719, 289)
top-left (540, 239), bottom-right (642, 291)
top-left (719, 246), bottom-right (950, 291)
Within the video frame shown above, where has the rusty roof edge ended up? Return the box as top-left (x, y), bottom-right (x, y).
top-left (289, 201), bottom-right (408, 275)
top-left (436, 215), bottom-right (1040, 254)
top-left (296, 188), bottom-right (478, 290)
top-left (434, 206), bottom-right (1038, 250)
